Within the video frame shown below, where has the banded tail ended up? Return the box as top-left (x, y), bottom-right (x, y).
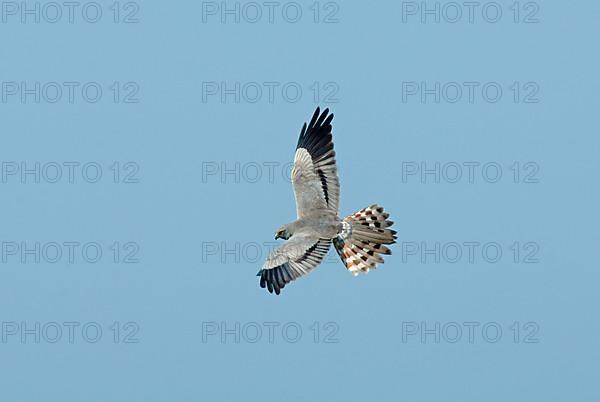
top-left (333, 204), bottom-right (396, 276)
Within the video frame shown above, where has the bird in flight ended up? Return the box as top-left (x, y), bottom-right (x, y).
top-left (257, 107), bottom-right (396, 295)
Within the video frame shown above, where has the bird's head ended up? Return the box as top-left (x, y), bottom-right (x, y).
top-left (274, 225), bottom-right (291, 240)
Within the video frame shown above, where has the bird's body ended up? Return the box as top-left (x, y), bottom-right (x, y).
top-left (258, 107), bottom-right (396, 295)
top-left (283, 211), bottom-right (341, 239)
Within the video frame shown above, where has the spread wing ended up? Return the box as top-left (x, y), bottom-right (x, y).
top-left (292, 107), bottom-right (340, 218)
top-left (257, 234), bottom-right (331, 295)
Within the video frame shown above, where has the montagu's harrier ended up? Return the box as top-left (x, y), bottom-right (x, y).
top-left (257, 107), bottom-right (396, 295)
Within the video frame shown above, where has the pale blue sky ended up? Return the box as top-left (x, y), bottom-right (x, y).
top-left (1, 1), bottom-right (599, 401)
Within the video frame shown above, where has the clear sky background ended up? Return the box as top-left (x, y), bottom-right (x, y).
top-left (1, 1), bottom-right (599, 401)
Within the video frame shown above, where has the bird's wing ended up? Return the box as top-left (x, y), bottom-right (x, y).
top-left (258, 234), bottom-right (331, 295)
top-left (292, 107), bottom-right (340, 218)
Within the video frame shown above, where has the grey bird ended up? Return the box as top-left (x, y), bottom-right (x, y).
top-left (257, 107), bottom-right (397, 295)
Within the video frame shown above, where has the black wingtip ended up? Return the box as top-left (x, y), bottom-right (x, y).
top-left (297, 122), bottom-right (308, 148)
top-left (296, 107), bottom-right (335, 154)
top-left (315, 106), bottom-right (333, 124)
top-left (259, 266), bottom-right (291, 295)
top-left (308, 107), bottom-right (321, 130)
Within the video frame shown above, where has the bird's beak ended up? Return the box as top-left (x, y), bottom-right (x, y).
top-left (274, 233), bottom-right (280, 240)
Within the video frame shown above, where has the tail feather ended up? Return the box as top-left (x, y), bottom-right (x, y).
top-left (334, 204), bottom-right (396, 276)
